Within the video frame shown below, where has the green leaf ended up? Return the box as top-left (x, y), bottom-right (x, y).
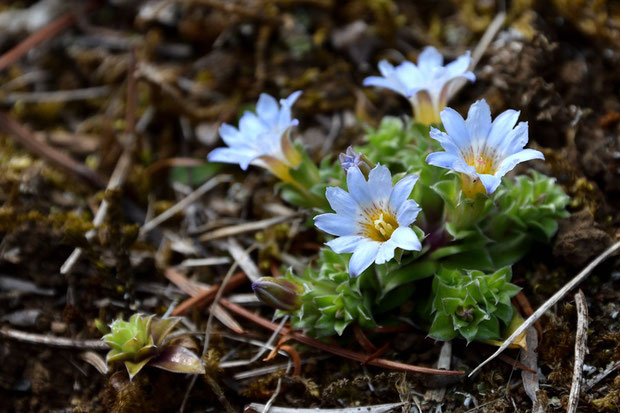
top-left (125, 357), bottom-right (154, 380)
top-left (428, 312), bottom-right (457, 341)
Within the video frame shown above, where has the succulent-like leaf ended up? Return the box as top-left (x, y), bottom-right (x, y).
top-left (150, 317), bottom-right (182, 347)
top-left (125, 357), bottom-right (154, 381)
top-left (102, 313), bottom-right (202, 379)
top-left (149, 345), bottom-right (205, 374)
top-left (426, 267), bottom-right (521, 343)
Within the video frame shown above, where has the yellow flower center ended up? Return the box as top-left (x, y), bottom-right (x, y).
top-left (464, 150), bottom-right (496, 175)
top-left (361, 209), bottom-right (398, 242)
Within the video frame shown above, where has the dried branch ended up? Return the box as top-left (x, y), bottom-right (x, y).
top-left (198, 214), bottom-right (302, 243)
top-left (0, 326), bottom-right (107, 351)
top-left (568, 290), bottom-right (589, 413)
top-left (469, 241), bottom-right (620, 377)
top-left (0, 1), bottom-right (99, 71)
top-left (140, 174), bottom-right (232, 236)
top-left (245, 402), bottom-right (407, 413)
top-left (167, 269), bottom-right (247, 316)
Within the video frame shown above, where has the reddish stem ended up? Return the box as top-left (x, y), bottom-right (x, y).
top-left (218, 298), bottom-right (464, 376)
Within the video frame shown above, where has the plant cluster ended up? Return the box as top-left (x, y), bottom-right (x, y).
top-left (100, 314), bottom-right (204, 380)
top-left (207, 46), bottom-right (570, 344)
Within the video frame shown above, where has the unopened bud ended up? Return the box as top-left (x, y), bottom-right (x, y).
top-left (339, 147), bottom-right (375, 178)
top-left (252, 277), bottom-right (303, 312)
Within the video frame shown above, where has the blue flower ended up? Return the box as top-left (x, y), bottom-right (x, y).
top-left (314, 165), bottom-right (422, 277)
top-left (207, 91), bottom-right (302, 181)
top-left (363, 47), bottom-right (475, 125)
top-left (426, 99), bottom-right (545, 198)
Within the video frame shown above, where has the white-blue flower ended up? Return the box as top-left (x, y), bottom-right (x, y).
top-left (314, 165), bottom-right (422, 277)
top-left (207, 91), bottom-right (302, 180)
top-left (363, 47), bottom-right (474, 125)
top-left (425, 99), bottom-right (545, 198)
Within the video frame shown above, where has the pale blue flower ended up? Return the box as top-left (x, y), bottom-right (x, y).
top-left (363, 47), bottom-right (475, 125)
top-left (207, 91), bottom-right (302, 180)
top-left (314, 165), bottom-right (422, 277)
top-left (426, 99), bottom-right (545, 198)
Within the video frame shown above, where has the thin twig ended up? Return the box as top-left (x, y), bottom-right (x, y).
top-left (583, 360), bottom-right (620, 391)
top-left (0, 327), bottom-right (107, 351)
top-left (469, 241), bottom-right (620, 377)
top-left (139, 174), bottom-right (232, 236)
top-left (1, 86), bottom-right (111, 104)
top-left (448, 12), bottom-right (506, 101)
top-left (219, 298), bottom-right (464, 376)
top-left (0, 1), bottom-right (99, 71)
top-left (568, 290), bottom-right (589, 413)
top-left (246, 403), bottom-right (407, 413)
top-left (168, 269), bottom-right (247, 316)
top-left (199, 214), bottom-right (302, 242)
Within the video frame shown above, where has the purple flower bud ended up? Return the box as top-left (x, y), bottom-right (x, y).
top-left (339, 147), bottom-right (375, 178)
top-left (252, 277), bottom-right (303, 312)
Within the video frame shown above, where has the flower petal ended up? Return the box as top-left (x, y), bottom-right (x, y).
top-left (375, 240), bottom-right (397, 264)
top-left (465, 99), bottom-right (492, 141)
top-left (348, 241), bottom-right (380, 277)
top-left (346, 166), bottom-right (373, 206)
top-left (281, 90), bottom-right (302, 107)
top-left (390, 226), bottom-right (422, 251)
top-left (389, 174), bottom-right (418, 209)
top-left (238, 111), bottom-right (266, 136)
top-left (487, 108), bottom-right (520, 151)
top-left (425, 152), bottom-right (474, 175)
top-left (499, 121), bottom-right (529, 155)
top-left (439, 107), bottom-right (470, 151)
top-left (418, 46), bottom-right (443, 71)
top-left (314, 213), bottom-right (356, 237)
top-left (207, 147), bottom-right (257, 170)
top-left (477, 173), bottom-right (502, 195)
top-left (367, 164), bottom-right (393, 201)
top-left (494, 149), bottom-right (545, 178)
top-left (396, 199), bottom-right (421, 226)
top-left (256, 93), bottom-right (279, 124)
top-left (326, 235), bottom-right (365, 254)
top-left (445, 51), bottom-right (472, 78)
top-left (325, 186), bottom-right (357, 215)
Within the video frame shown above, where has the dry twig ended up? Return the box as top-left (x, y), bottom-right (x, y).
top-left (469, 241), bottom-right (620, 377)
top-left (0, 1), bottom-right (99, 71)
top-left (0, 326), bottom-right (107, 351)
top-left (199, 214), bottom-right (302, 242)
top-left (568, 290), bottom-right (589, 413)
top-left (245, 403), bottom-right (407, 413)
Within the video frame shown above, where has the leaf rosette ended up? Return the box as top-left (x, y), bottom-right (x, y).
top-left (280, 248), bottom-right (376, 337)
top-left (102, 313), bottom-right (204, 379)
top-left (428, 267), bottom-right (521, 343)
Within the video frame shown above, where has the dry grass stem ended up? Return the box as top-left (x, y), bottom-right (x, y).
top-left (567, 290), bottom-right (589, 413)
top-left (199, 214), bottom-right (302, 243)
top-left (0, 326), bottom-right (107, 350)
top-left (245, 402), bottom-right (407, 413)
top-left (469, 241), bottom-right (620, 377)
top-left (140, 174), bottom-right (232, 236)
